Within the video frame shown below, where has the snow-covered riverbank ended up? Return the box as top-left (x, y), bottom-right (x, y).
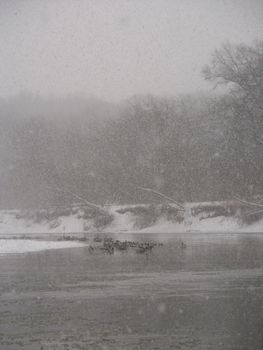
top-left (0, 201), bottom-right (262, 236)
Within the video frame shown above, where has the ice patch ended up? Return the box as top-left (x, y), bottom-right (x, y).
top-left (0, 239), bottom-right (85, 255)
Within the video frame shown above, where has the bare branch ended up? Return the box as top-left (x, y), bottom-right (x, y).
top-left (234, 196), bottom-right (263, 208)
top-left (244, 208), bottom-right (263, 216)
top-left (137, 186), bottom-right (185, 210)
top-left (46, 185), bottom-right (104, 211)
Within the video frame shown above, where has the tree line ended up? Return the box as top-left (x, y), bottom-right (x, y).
top-left (0, 40), bottom-right (262, 208)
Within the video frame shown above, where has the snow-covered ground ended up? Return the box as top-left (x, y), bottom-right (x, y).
top-left (0, 202), bottom-right (262, 235)
top-left (0, 239), bottom-right (86, 255)
top-left (106, 212), bottom-right (263, 233)
top-left (137, 216), bottom-right (263, 233)
top-left (0, 211), bottom-right (84, 234)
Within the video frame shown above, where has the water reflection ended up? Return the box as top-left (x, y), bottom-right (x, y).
top-left (0, 233), bottom-right (263, 349)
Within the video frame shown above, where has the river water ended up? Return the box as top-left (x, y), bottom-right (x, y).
top-left (0, 232), bottom-right (263, 349)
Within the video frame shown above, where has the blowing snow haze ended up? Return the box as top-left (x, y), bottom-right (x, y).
top-left (1, 0), bottom-right (263, 100)
top-left (1, 3), bottom-right (263, 349)
top-left (0, 0), bottom-right (263, 209)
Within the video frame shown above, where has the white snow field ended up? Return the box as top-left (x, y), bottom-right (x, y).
top-left (0, 239), bottom-right (86, 255)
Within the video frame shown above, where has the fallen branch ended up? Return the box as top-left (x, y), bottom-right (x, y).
top-left (137, 187), bottom-right (185, 210)
top-left (244, 208), bottom-right (263, 216)
top-left (234, 196), bottom-right (263, 209)
top-left (46, 185), bottom-right (105, 212)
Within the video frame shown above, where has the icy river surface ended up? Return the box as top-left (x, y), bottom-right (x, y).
top-left (0, 232), bottom-right (263, 349)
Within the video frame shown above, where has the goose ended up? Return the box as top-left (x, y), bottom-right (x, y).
top-left (88, 245), bottom-right (94, 253)
top-left (180, 241), bottom-right (187, 249)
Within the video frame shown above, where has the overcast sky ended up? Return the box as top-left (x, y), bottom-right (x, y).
top-left (1, 0), bottom-right (263, 101)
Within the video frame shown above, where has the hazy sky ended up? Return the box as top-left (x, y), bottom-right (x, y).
top-left (1, 0), bottom-right (263, 101)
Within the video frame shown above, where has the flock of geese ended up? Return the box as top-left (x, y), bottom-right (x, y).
top-left (88, 237), bottom-right (187, 255)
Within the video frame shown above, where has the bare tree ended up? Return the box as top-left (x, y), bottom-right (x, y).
top-left (202, 40), bottom-right (263, 110)
top-left (203, 40), bottom-right (263, 197)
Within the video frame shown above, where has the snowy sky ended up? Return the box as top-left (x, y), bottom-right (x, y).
top-left (1, 0), bottom-right (263, 101)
